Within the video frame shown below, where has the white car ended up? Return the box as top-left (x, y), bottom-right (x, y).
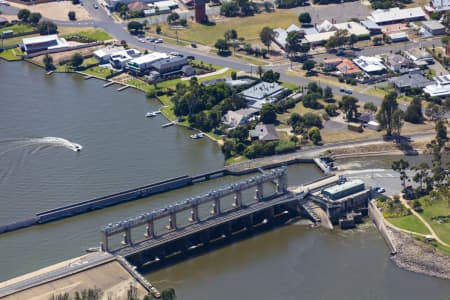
top-left (138, 38), bottom-right (145, 43)
top-left (0, 0), bottom-right (10, 5)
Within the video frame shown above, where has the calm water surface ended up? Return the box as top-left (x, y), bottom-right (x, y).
top-left (0, 61), bottom-right (449, 298)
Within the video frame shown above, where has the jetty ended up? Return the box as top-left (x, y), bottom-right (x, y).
top-left (103, 81), bottom-right (115, 87)
top-left (162, 121), bottom-right (175, 128)
top-left (117, 85), bottom-right (129, 92)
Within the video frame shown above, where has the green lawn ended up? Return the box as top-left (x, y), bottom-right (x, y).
top-left (82, 66), bottom-right (113, 79)
top-left (2, 23), bottom-right (36, 34)
top-left (2, 34), bottom-right (38, 47)
top-left (61, 29), bottom-right (112, 41)
top-left (126, 78), bottom-right (153, 93)
top-left (388, 214), bottom-right (430, 235)
top-left (0, 47), bottom-right (23, 61)
top-left (154, 10), bottom-right (299, 46)
top-left (417, 195), bottom-right (450, 245)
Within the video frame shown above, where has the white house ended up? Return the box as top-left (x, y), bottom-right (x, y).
top-left (22, 35), bottom-right (68, 54)
top-left (222, 108), bottom-right (258, 128)
top-left (353, 56), bottom-right (386, 74)
top-left (127, 52), bottom-right (169, 72)
top-left (430, 0), bottom-right (450, 11)
top-left (423, 74), bottom-right (450, 97)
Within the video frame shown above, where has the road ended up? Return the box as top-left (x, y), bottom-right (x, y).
top-left (0, 252), bottom-right (114, 298)
top-left (2, 0), bottom-right (440, 110)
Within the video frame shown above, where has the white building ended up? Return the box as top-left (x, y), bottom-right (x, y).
top-left (240, 81), bottom-right (287, 109)
top-left (127, 52), bottom-right (169, 72)
top-left (430, 0), bottom-right (450, 11)
top-left (22, 35), bottom-right (68, 54)
top-left (368, 7), bottom-right (426, 25)
top-left (353, 56), bottom-right (386, 74)
top-left (423, 74), bottom-right (450, 97)
top-left (273, 24), bottom-right (303, 49)
top-left (109, 49), bottom-right (141, 69)
top-left (94, 46), bottom-right (125, 62)
top-left (305, 21), bottom-right (370, 46)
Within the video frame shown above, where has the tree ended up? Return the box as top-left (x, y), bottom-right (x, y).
top-left (156, 25), bottom-right (162, 34)
top-left (392, 109), bottom-right (405, 136)
top-left (220, 1), bottom-right (240, 17)
top-left (72, 0), bottom-right (80, 4)
top-left (38, 21), bottom-right (58, 35)
top-left (260, 27), bottom-right (277, 53)
top-left (261, 69), bottom-right (280, 82)
top-left (127, 21), bottom-right (143, 34)
top-left (435, 119), bottom-right (448, 145)
top-left (302, 59), bottom-right (316, 72)
top-left (340, 95), bottom-right (358, 120)
top-left (288, 112), bottom-right (304, 133)
top-left (348, 34), bottom-right (358, 48)
top-left (325, 29), bottom-right (349, 50)
top-left (372, 36), bottom-right (383, 46)
top-left (298, 12), bottom-right (311, 25)
top-left (214, 38), bottom-right (229, 54)
top-left (231, 71), bottom-right (237, 80)
top-left (377, 91), bottom-right (398, 136)
top-left (363, 102), bottom-right (377, 113)
top-left (28, 12), bottom-right (42, 25)
top-left (392, 159), bottom-right (409, 189)
top-left (17, 9), bottom-right (30, 22)
top-left (70, 53), bottom-right (84, 69)
top-left (161, 288), bottom-right (176, 300)
top-left (323, 86), bottom-right (333, 100)
top-left (425, 103), bottom-right (446, 121)
top-left (404, 97), bottom-right (423, 124)
top-left (68, 11), bottom-right (76, 21)
top-left (285, 30), bottom-right (302, 57)
top-left (256, 66), bottom-right (264, 78)
top-left (166, 12), bottom-right (180, 24)
top-left (43, 54), bottom-right (54, 71)
top-left (224, 29), bottom-right (238, 41)
top-left (308, 126), bottom-right (321, 145)
top-left (325, 104), bottom-right (338, 116)
top-left (298, 42), bottom-right (310, 57)
top-left (303, 112), bottom-right (322, 127)
top-left (260, 103), bottom-right (277, 124)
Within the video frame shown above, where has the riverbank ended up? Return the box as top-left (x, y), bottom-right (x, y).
top-left (387, 226), bottom-right (450, 280)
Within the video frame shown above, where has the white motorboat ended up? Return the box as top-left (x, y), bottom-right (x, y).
top-left (145, 112), bottom-right (157, 117)
top-left (73, 144), bottom-right (83, 152)
top-left (190, 133), bottom-right (205, 139)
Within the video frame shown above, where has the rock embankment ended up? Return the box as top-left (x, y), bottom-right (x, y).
top-left (388, 227), bottom-right (450, 280)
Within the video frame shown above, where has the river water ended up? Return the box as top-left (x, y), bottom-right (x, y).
top-left (0, 61), bottom-right (449, 298)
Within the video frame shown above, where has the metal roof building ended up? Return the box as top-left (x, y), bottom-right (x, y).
top-left (322, 179), bottom-right (365, 200)
top-left (368, 7), bottom-right (426, 25)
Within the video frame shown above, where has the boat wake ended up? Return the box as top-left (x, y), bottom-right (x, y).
top-left (0, 137), bottom-right (83, 183)
top-left (0, 137), bottom-right (83, 155)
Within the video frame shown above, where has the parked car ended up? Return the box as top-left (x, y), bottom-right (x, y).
top-left (191, 43), bottom-right (197, 48)
top-left (372, 187), bottom-right (385, 193)
top-left (339, 88), bottom-right (353, 94)
top-left (138, 38), bottom-right (145, 43)
top-left (155, 39), bottom-right (163, 44)
top-left (146, 36), bottom-right (156, 42)
top-left (93, 3), bottom-right (99, 8)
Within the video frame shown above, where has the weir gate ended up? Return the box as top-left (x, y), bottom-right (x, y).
top-left (100, 167), bottom-right (309, 269)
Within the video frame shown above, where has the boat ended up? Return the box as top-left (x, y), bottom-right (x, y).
top-left (85, 246), bottom-right (101, 253)
top-left (73, 144), bottom-right (83, 152)
top-left (145, 112), bottom-right (157, 117)
top-left (190, 133), bottom-right (205, 139)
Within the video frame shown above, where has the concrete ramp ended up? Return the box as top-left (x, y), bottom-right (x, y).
top-left (307, 202), bottom-right (334, 230)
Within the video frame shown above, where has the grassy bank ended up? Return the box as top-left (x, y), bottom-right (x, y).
top-left (156, 10), bottom-right (299, 46)
top-left (0, 48), bottom-right (23, 61)
top-left (388, 214), bottom-right (430, 235)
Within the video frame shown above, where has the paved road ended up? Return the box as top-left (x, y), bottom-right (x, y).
top-left (0, 252), bottom-right (113, 298)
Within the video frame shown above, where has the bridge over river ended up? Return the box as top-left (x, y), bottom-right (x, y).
top-left (99, 167), bottom-right (327, 269)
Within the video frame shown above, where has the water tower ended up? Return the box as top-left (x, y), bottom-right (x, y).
top-left (194, 0), bottom-right (207, 23)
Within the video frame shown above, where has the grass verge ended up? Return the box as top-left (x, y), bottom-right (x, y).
top-left (0, 47), bottom-right (23, 61)
top-left (388, 214), bottom-right (430, 235)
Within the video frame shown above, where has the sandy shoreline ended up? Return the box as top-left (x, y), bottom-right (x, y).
top-left (387, 226), bottom-right (450, 280)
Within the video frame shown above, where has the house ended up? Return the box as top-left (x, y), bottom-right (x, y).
top-left (385, 54), bottom-right (412, 72)
top-left (201, 78), bottom-right (226, 87)
top-left (360, 20), bottom-right (382, 34)
top-left (324, 58), bottom-right (361, 75)
top-left (181, 65), bottom-right (195, 76)
top-left (423, 74), bottom-right (450, 97)
top-left (336, 59), bottom-right (361, 75)
top-left (353, 56), bottom-right (386, 74)
top-left (388, 32), bottom-right (409, 42)
top-left (430, 0), bottom-right (450, 11)
top-left (273, 24), bottom-right (304, 50)
top-left (94, 46), bottom-right (126, 63)
top-left (304, 21), bottom-right (370, 46)
top-left (421, 21), bottom-right (446, 35)
top-left (404, 48), bottom-right (434, 66)
top-left (222, 108), bottom-right (258, 128)
top-left (249, 124), bottom-right (279, 141)
top-left (128, 1), bottom-right (147, 11)
top-left (368, 7), bottom-right (426, 25)
top-left (22, 35), bottom-right (68, 54)
top-left (109, 49), bottom-right (140, 69)
top-left (389, 72), bottom-right (434, 92)
top-left (151, 55), bottom-right (188, 76)
top-left (126, 52), bottom-right (169, 73)
top-left (240, 81), bottom-right (287, 109)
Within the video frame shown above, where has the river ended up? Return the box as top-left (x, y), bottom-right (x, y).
top-left (0, 61), bottom-right (449, 298)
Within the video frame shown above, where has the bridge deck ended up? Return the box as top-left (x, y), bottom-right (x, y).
top-left (112, 192), bottom-right (304, 257)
